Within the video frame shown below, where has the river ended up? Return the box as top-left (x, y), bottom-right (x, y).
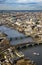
top-left (21, 45), bottom-right (42, 65)
top-left (0, 25), bottom-right (42, 65)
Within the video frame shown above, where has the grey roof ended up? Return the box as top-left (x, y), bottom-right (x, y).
top-left (0, 26), bottom-right (25, 38)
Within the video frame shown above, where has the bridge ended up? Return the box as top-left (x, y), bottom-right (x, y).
top-left (11, 41), bottom-right (42, 50)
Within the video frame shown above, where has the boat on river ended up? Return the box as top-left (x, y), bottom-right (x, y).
top-left (33, 52), bottom-right (40, 56)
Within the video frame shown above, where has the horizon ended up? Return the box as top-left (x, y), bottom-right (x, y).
top-left (0, 0), bottom-right (42, 10)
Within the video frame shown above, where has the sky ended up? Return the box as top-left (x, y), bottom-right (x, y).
top-left (0, 0), bottom-right (42, 10)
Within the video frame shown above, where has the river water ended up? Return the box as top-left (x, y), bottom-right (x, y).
top-left (0, 26), bottom-right (42, 65)
top-left (21, 45), bottom-right (42, 65)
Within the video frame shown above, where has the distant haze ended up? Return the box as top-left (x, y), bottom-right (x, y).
top-left (0, 0), bottom-right (42, 10)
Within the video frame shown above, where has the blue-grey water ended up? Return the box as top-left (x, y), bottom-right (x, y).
top-left (0, 25), bottom-right (42, 65)
top-left (22, 45), bottom-right (42, 65)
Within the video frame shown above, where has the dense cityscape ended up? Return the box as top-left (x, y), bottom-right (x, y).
top-left (0, 11), bottom-right (42, 65)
